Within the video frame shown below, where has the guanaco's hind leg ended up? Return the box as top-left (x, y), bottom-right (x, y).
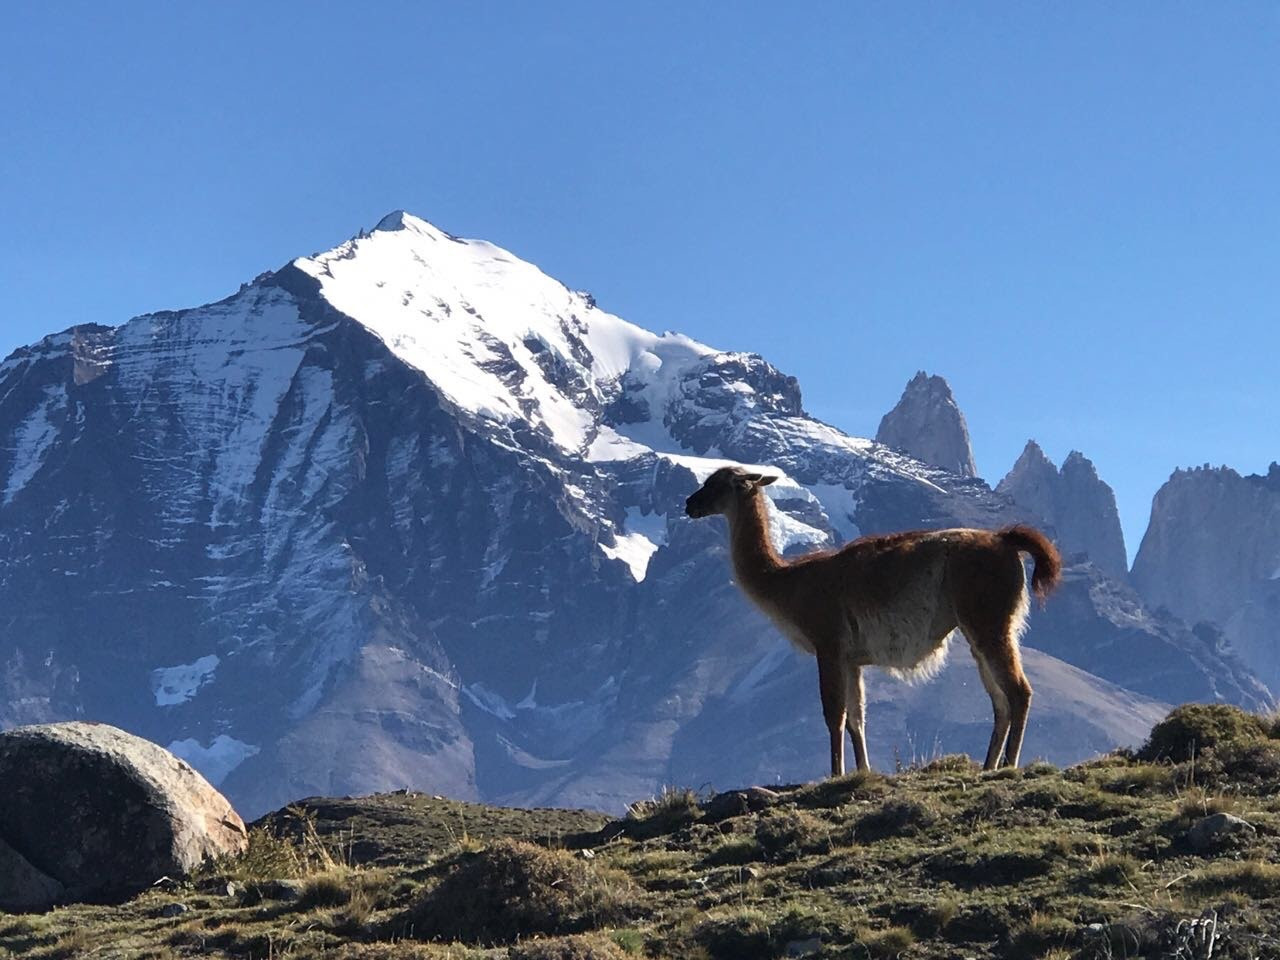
top-left (845, 666), bottom-right (870, 771)
top-left (991, 645), bottom-right (1033, 767)
top-left (956, 552), bottom-right (1034, 769)
top-left (816, 652), bottom-right (847, 777)
top-left (970, 651), bottom-right (1011, 769)
top-left (966, 631), bottom-right (1033, 769)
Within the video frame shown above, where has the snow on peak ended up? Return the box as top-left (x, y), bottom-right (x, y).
top-left (293, 212), bottom-right (714, 454)
top-left (374, 210), bottom-right (447, 237)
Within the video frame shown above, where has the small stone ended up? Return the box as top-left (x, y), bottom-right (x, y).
top-left (225, 881), bottom-right (242, 898)
top-left (1187, 813), bottom-right (1256, 853)
top-left (784, 936), bottom-right (822, 957)
top-left (159, 902), bottom-right (189, 918)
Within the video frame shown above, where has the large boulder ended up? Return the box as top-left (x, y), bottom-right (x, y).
top-left (0, 722), bottom-right (248, 909)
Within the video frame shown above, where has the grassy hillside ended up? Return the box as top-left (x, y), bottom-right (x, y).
top-left (3, 704), bottom-right (1280, 960)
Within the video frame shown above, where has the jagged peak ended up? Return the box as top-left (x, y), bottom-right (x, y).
top-left (1061, 450), bottom-right (1101, 479)
top-left (875, 371), bottom-right (977, 478)
top-left (996, 440), bottom-right (1058, 497)
top-left (1014, 439), bottom-right (1054, 467)
top-left (1169, 464), bottom-right (1243, 482)
top-left (904, 370), bottom-right (955, 396)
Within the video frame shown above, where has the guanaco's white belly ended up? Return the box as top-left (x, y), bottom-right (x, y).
top-left (843, 561), bottom-right (956, 678)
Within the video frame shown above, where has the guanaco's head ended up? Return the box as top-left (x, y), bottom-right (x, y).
top-left (685, 466), bottom-right (778, 518)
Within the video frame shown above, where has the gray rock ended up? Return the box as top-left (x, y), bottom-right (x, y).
top-left (264, 878), bottom-right (304, 901)
top-left (1132, 463), bottom-right (1280, 692)
top-left (876, 371), bottom-right (978, 478)
top-left (784, 936), bottom-right (823, 957)
top-left (0, 833), bottom-right (64, 912)
top-left (158, 902), bottom-right (189, 918)
top-left (1022, 562), bottom-right (1270, 710)
top-left (702, 786), bottom-right (779, 822)
top-left (0, 722), bottom-right (248, 904)
top-left (1187, 812), bottom-right (1256, 852)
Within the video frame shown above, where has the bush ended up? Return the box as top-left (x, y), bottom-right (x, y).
top-left (854, 924), bottom-right (916, 958)
top-left (691, 909), bottom-right (772, 960)
top-left (753, 809), bottom-right (828, 860)
top-left (856, 799), bottom-right (937, 841)
top-left (1138, 704), bottom-right (1267, 762)
top-left (406, 840), bottom-right (635, 945)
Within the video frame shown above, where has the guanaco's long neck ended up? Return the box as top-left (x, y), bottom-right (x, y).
top-left (726, 492), bottom-right (784, 597)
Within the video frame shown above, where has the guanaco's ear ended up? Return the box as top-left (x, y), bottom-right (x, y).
top-left (756, 474), bottom-right (779, 487)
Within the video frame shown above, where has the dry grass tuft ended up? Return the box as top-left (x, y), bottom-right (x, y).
top-left (854, 924), bottom-right (916, 958)
top-left (405, 839), bottom-right (635, 945)
top-left (507, 933), bottom-right (629, 959)
top-left (626, 785), bottom-right (699, 822)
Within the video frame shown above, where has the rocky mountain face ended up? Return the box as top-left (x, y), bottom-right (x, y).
top-left (1132, 465), bottom-right (1280, 692)
top-left (875, 372), bottom-right (978, 478)
top-left (0, 213), bottom-right (1268, 817)
top-left (997, 441), bottom-right (1130, 581)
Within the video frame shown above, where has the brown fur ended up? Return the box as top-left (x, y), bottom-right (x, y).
top-left (685, 466), bottom-right (1062, 774)
top-left (996, 524), bottom-right (1062, 601)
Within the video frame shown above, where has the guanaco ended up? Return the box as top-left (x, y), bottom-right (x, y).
top-left (685, 465), bottom-right (1061, 774)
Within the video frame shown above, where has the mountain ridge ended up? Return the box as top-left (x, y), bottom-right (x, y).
top-left (0, 212), bottom-right (1268, 817)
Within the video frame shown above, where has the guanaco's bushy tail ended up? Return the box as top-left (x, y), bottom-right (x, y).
top-left (999, 525), bottom-right (1062, 602)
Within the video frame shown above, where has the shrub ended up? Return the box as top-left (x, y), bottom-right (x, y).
top-left (406, 840), bottom-right (634, 945)
top-left (856, 799), bottom-right (937, 841)
top-left (753, 809), bottom-right (828, 860)
top-left (1215, 739), bottom-right (1280, 787)
top-left (690, 908), bottom-right (772, 960)
top-left (853, 924), bottom-right (916, 958)
top-left (966, 786), bottom-right (1014, 823)
top-left (1138, 704), bottom-right (1267, 762)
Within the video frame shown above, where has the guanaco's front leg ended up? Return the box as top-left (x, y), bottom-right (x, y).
top-left (816, 650), bottom-right (847, 777)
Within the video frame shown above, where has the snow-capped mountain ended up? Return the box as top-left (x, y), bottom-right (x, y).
top-left (0, 213), bottom-right (1267, 816)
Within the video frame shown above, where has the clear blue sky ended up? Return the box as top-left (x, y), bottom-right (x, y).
top-left (3, 3), bottom-right (1277, 560)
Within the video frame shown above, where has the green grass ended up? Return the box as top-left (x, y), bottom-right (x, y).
top-left (7, 704), bottom-right (1280, 959)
